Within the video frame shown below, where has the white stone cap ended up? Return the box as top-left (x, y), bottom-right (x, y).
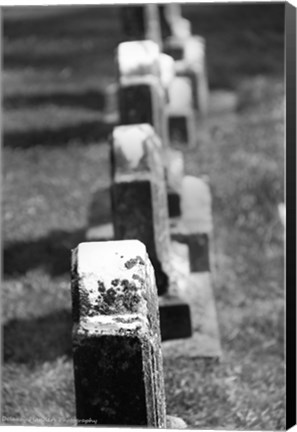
top-left (112, 123), bottom-right (162, 172)
top-left (117, 40), bottom-right (160, 79)
top-left (72, 240), bottom-right (159, 336)
top-left (76, 240), bottom-right (146, 275)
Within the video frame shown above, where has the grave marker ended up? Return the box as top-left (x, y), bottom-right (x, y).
top-left (166, 76), bottom-right (196, 148)
top-left (117, 41), bottom-right (184, 218)
top-left (111, 124), bottom-right (171, 296)
top-left (171, 176), bottom-right (213, 272)
top-left (71, 240), bottom-right (166, 427)
top-left (111, 124), bottom-right (192, 340)
top-left (166, 148), bottom-right (184, 217)
top-left (164, 29), bottom-right (209, 115)
top-left (117, 41), bottom-right (168, 150)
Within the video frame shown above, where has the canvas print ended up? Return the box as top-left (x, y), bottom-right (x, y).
top-left (2, 2), bottom-right (285, 429)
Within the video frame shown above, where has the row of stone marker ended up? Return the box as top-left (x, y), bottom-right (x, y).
top-left (71, 4), bottom-right (221, 427)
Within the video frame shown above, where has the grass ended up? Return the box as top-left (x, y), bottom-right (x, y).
top-left (2, 4), bottom-right (285, 429)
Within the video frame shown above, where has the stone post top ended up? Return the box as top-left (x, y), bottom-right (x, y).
top-left (72, 240), bottom-right (161, 336)
top-left (74, 240), bottom-right (146, 275)
top-left (112, 124), bottom-right (162, 173)
top-left (117, 40), bottom-right (161, 79)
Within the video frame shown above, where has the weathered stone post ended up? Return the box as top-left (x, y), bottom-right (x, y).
top-left (162, 3), bottom-right (209, 117)
top-left (117, 40), bottom-right (168, 150)
top-left (164, 35), bottom-right (209, 116)
top-left (71, 240), bottom-right (166, 427)
top-left (166, 76), bottom-right (196, 148)
top-left (110, 124), bottom-right (192, 340)
top-left (117, 41), bottom-right (184, 217)
top-left (172, 176), bottom-right (213, 272)
top-left (111, 124), bottom-right (171, 296)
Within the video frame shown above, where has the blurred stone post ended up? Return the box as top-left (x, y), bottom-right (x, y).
top-left (166, 76), bottom-right (196, 148)
top-left (117, 41), bottom-right (184, 217)
top-left (110, 124), bottom-right (192, 340)
top-left (110, 124), bottom-right (171, 296)
top-left (117, 40), bottom-right (168, 150)
top-left (172, 176), bottom-right (213, 272)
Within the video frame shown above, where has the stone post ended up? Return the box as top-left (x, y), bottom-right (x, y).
top-left (110, 124), bottom-right (192, 341)
top-left (172, 176), bottom-right (213, 272)
top-left (164, 36), bottom-right (209, 116)
top-left (166, 76), bottom-right (196, 148)
top-left (71, 240), bottom-right (166, 427)
top-left (111, 124), bottom-right (171, 296)
top-left (117, 41), bottom-right (185, 217)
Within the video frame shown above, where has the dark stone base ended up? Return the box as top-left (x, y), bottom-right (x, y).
top-left (159, 296), bottom-right (192, 341)
top-left (171, 231), bottom-right (210, 273)
top-left (73, 336), bottom-right (147, 426)
top-left (167, 191), bottom-right (181, 218)
top-left (119, 85), bottom-right (153, 125)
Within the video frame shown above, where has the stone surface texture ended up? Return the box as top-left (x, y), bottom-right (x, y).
top-left (71, 240), bottom-right (166, 427)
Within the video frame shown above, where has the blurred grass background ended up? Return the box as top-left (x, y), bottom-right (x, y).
top-left (2, 4), bottom-right (285, 429)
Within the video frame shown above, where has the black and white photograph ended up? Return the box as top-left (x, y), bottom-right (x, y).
top-left (1, 1), bottom-right (293, 429)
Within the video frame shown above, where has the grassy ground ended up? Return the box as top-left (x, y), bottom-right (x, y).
top-left (2, 4), bottom-right (285, 429)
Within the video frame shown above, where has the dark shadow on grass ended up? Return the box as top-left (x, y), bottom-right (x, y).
top-left (3, 120), bottom-right (113, 148)
top-left (4, 189), bottom-right (112, 278)
top-left (3, 309), bottom-right (72, 366)
top-left (4, 228), bottom-right (86, 278)
top-left (4, 89), bottom-right (105, 111)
